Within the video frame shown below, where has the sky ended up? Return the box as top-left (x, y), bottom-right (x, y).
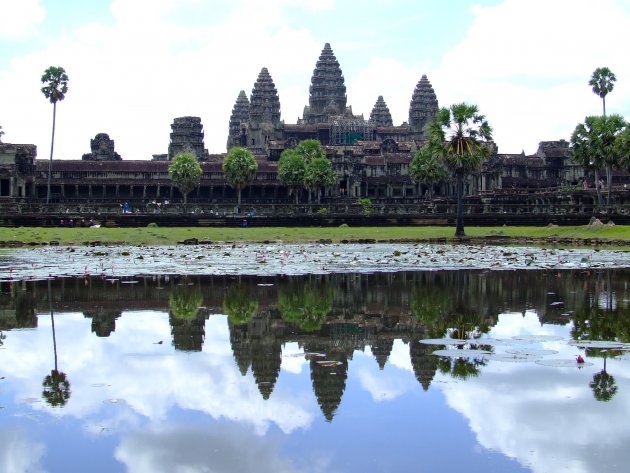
top-left (1, 0), bottom-right (629, 160)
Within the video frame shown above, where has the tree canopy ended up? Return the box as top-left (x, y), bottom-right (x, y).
top-left (278, 148), bottom-right (306, 204)
top-left (589, 67), bottom-right (617, 116)
top-left (304, 157), bottom-right (335, 204)
top-left (571, 114), bottom-right (627, 205)
top-left (222, 147), bottom-right (258, 207)
top-left (168, 152), bottom-right (203, 205)
top-left (294, 139), bottom-right (326, 162)
top-left (409, 146), bottom-right (449, 200)
top-left (426, 102), bottom-right (492, 236)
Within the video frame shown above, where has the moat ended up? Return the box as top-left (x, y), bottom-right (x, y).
top-left (1, 266), bottom-right (629, 473)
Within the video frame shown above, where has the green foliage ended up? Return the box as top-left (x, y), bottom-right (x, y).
top-left (41, 66), bottom-right (69, 104)
top-left (356, 197), bottom-right (374, 215)
top-left (168, 285), bottom-right (203, 320)
top-left (589, 67), bottom-right (616, 115)
top-left (168, 152), bottom-right (203, 204)
top-left (42, 369), bottom-right (71, 407)
top-left (278, 148), bottom-right (306, 203)
top-left (410, 146), bottom-right (449, 199)
top-left (426, 102), bottom-right (492, 236)
top-left (147, 222), bottom-right (158, 228)
top-left (223, 147), bottom-right (258, 206)
top-left (616, 125), bottom-right (630, 165)
top-left (316, 207), bottom-right (328, 215)
top-left (304, 157), bottom-right (335, 203)
top-left (571, 115), bottom-right (627, 205)
top-left (294, 139), bottom-right (326, 162)
top-left (223, 285), bottom-right (258, 325)
top-left (590, 369), bottom-right (618, 402)
top-left (278, 280), bottom-right (333, 331)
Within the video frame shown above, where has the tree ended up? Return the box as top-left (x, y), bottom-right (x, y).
top-left (42, 280), bottom-right (70, 407)
top-left (168, 152), bottom-right (203, 206)
top-left (426, 103), bottom-right (492, 236)
top-left (571, 115), bottom-right (627, 206)
top-left (590, 357), bottom-right (618, 402)
top-left (617, 125), bottom-right (630, 167)
top-left (222, 147), bottom-right (258, 208)
top-left (41, 66), bottom-right (69, 204)
top-left (294, 139), bottom-right (326, 162)
top-left (409, 146), bottom-right (449, 201)
top-left (589, 67), bottom-right (617, 116)
top-left (223, 285), bottom-right (258, 325)
top-left (278, 148), bottom-right (305, 204)
top-left (168, 284), bottom-right (203, 320)
top-left (304, 157), bottom-right (335, 204)
top-left (0, 125), bottom-right (4, 142)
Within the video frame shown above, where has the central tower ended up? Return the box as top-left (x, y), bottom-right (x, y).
top-left (302, 43), bottom-right (348, 124)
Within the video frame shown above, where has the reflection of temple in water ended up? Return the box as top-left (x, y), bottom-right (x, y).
top-left (3, 269), bottom-right (629, 420)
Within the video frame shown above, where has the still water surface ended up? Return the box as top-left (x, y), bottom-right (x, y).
top-left (1, 270), bottom-right (629, 473)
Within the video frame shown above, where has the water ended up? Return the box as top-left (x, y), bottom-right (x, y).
top-left (1, 270), bottom-right (629, 473)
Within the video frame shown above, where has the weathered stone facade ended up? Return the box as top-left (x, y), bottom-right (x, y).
top-left (1, 42), bottom-right (627, 213)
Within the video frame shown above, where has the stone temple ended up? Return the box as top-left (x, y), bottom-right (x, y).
top-left (0, 42), bottom-right (626, 215)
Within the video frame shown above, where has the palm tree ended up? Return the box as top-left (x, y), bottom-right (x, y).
top-left (41, 66), bottom-right (69, 205)
top-left (427, 103), bottom-right (493, 236)
top-left (590, 356), bottom-right (618, 402)
top-left (589, 67), bottom-right (616, 116)
top-left (42, 280), bottom-right (70, 407)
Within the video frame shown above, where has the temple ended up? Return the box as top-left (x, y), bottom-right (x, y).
top-left (0, 42), bottom-right (627, 217)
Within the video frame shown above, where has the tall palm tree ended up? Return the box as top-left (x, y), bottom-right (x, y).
top-left (41, 66), bottom-right (69, 204)
top-left (589, 67), bottom-right (616, 116)
top-left (427, 103), bottom-right (493, 236)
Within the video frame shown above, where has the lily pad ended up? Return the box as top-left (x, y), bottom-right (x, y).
top-left (535, 359), bottom-right (594, 368)
top-left (568, 340), bottom-right (625, 349)
top-left (505, 348), bottom-right (559, 356)
top-left (420, 338), bottom-right (468, 345)
top-left (432, 349), bottom-right (492, 358)
top-left (487, 353), bottom-right (533, 363)
top-left (512, 335), bottom-right (564, 342)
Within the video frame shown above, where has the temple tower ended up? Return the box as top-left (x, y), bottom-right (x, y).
top-left (302, 43), bottom-right (348, 124)
top-left (408, 75), bottom-right (438, 139)
top-left (247, 67), bottom-right (282, 149)
top-left (167, 116), bottom-right (208, 160)
top-left (369, 96), bottom-right (394, 127)
top-left (226, 90), bottom-right (250, 150)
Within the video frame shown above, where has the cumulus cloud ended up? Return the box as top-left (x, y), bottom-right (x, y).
top-left (0, 0), bottom-right (46, 39)
top-left (0, 427), bottom-right (46, 473)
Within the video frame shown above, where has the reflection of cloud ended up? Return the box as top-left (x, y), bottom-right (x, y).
top-left (437, 313), bottom-right (630, 473)
top-left (1, 311), bottom-right (316, 435)
top-left (356, 366), bottom-right (414, 402)
top-left (383, 339), bottom-right (413, 371)
top-left (115, 424), bottom-right (297, 473)
top-left (0, 427), bottom-right (45, 473)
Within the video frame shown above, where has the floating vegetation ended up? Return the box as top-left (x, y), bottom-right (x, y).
top-left (420, 338), bottom-right (468, 345)
top-left (568, 340), bottom-right (625, 349)
top-left (315, 360), bottom-right (343, 367)
top-left (505, 348), bottom-right (559, 356)
top-left (512, 335), bottom-right (564, 342)
top-left (103, 398), bottom-right (126, 404)
top-left (486, 353), bottom-right (533, 363)
top-left (432, 349), bottom-right (492, 358)
top-left (535, 359), bottom-right (594, 368)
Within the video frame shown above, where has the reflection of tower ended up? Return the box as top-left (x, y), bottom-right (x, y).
top-left (409, 336), bottom-right (439, 392)
top-left (370, 336), bottom-right (394, 370)
top-left (229, 321), bottom-right (252, 375)
top-left (305, 340), bottom-right (350, 422)
top-left (249, 316), bottom-right (281, 400)
top-left (169, 312), bottom-right (206, 352)
top-left (83, 309), bottom-right (121, 337)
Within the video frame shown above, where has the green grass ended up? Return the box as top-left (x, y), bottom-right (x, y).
top-left (1, 225), bottom-right (630, 246)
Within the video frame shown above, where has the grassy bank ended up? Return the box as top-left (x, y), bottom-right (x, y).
top-left (1, 225), bottom-right (630, 246)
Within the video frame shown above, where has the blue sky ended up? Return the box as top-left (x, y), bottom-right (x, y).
top-left (1, 0), bottom-right (629, 159)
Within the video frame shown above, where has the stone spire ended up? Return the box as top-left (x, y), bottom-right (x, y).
top-left (408, 75), bottom-right (438, 138)
top-left (227, 90), bottom-right (250, 150)
top-left (303, 43), bottom-right (348, 124)
top-left (167, 116), bottom-right (207, 160)
top-left (249, 67), bottom-right (281, 126)
top-left (369, 96), bottom-right (393, 127)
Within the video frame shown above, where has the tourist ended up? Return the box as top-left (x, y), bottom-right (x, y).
top-left (240, 218), bottom-right (248, 227)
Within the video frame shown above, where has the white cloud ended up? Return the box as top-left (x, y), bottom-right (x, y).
top-left (0, 428), bottom-right (46, 473)
top-left (1, 0), bottom-right (628, 160)
top-left (0, 0), bottom-right (46, 39)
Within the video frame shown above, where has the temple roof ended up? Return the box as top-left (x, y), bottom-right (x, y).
top-left (369, 96), bottom-right (394, 127)
top-left (303, 43), bottom-right (347, 124)
top-left (408, 75), bottom-right (438, 134)
top-left (227, 90), bottom-right (250, 146)
top-left (249, 68), bottom-right (281, 125)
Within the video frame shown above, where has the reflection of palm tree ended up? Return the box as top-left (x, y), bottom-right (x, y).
top-left (223, 285), bottom-right (258, 325)
top-left (42, 282), bottom-right (71, 407)
top-left (437, 355), bottom-right (485, 381)
top-left (42, 369), bottom-right (71, 407)
top-left (590, 357), bottom-right (618, 402)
